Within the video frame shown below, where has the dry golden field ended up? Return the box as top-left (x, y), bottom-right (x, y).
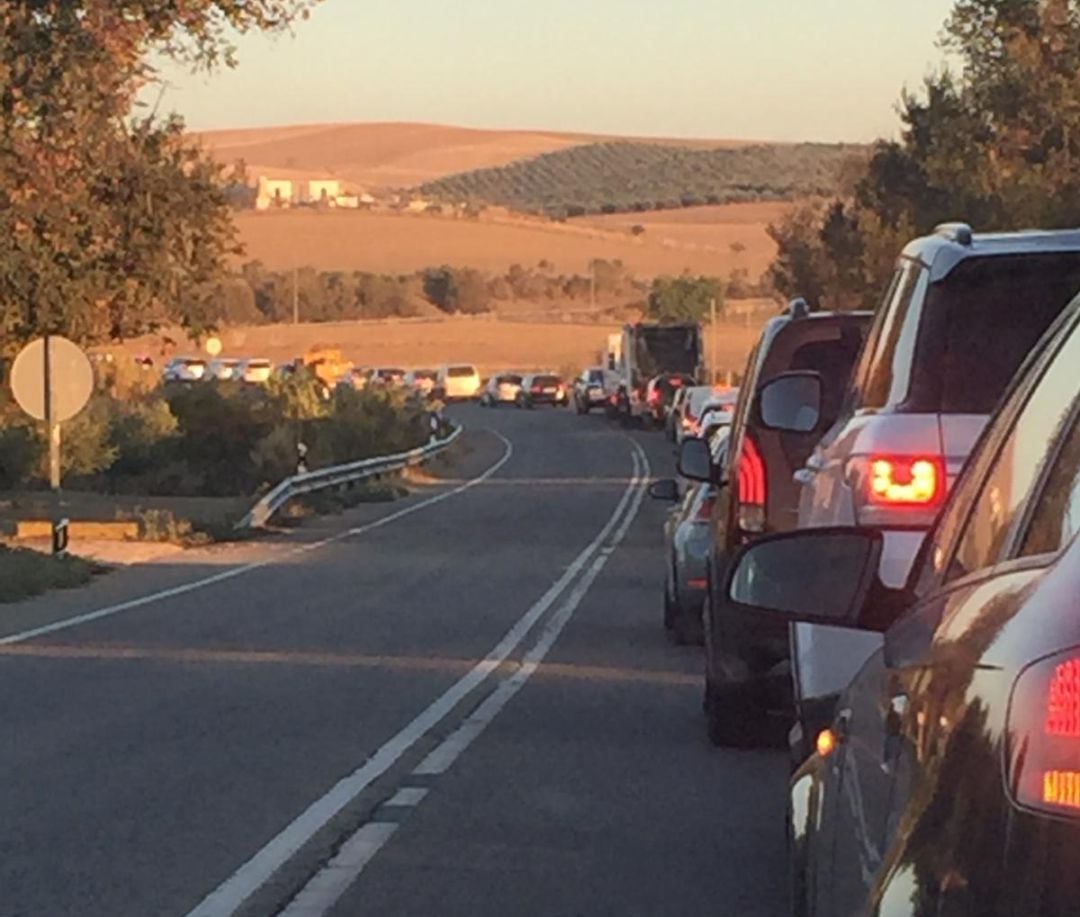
top-left (233, 206), bottom-right (780, 279)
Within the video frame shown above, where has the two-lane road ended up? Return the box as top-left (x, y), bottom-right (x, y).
top-left (0, 404), bottom-right (788, 917)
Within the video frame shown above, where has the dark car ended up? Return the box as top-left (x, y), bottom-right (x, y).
top-left (518, 373), bottom-right (568, 408)
top-left (572, 367), bottom-right (608, 414)
top-left (678, 300), bottom-right (872, 746)
top-left (643, 372), bottom-right (695, 428)
top-left (726, 297), bottom-right (1080, 917)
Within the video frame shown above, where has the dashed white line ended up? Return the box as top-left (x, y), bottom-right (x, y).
top-left (274, 440), bottom-right (652, 917)
top-left (382, 787), bottom-right (428, 807)
top-left (183, 442), bottom-right (647, 917)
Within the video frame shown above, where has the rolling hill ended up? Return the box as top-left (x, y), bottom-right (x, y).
top-left (194, 121), bottom-right (754, 191)
top-left (420, 141), bottom-right (863, 216)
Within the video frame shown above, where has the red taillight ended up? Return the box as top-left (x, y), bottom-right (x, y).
top-left (695, 493), bottom-right (716, 522)
top-left (1009, 651), bottom-right (1080, 816)
top-left (849, 455), bottom-right (945, 508)
top-left (648, 388), bottom-right (662, 406)
top-left (670, 378), bottom-right (684, 388)
top-left (532, 385), bottom-right (543, 394)
top-left (738, 435), bottom-right (766, 507)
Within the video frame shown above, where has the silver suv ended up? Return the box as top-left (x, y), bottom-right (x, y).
top-left (788, 223), bottom-right (1080, 762)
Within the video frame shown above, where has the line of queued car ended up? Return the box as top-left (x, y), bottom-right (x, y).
top-left (647, 222), bottom-right (1080, 917)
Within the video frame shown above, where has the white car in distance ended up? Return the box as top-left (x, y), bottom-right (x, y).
top-left (438, 363), bottom-right (482, 401)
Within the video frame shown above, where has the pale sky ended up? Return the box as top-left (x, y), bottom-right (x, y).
top-left (150, 0), bottom-right (959, 142)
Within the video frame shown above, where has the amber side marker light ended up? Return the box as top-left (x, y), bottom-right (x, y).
top-left (816, 728), bottom-right (837, 758)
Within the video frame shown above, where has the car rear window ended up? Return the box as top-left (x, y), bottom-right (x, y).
top-left (587, 370), bottom-right (604, 383)
top-left (448, 365), bottom-right (476, 378)
top-left (909, 253), bottom-right (1080, 413)
top-left (533, 375), bottom-right (561, 386)
top-left (497, 374), bottom-right (522, 384)
top-left (414, 370), bottom-right (437, 380)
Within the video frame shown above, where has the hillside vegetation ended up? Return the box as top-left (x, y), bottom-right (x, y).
top-left (420, 141), bottom-right (863, 217)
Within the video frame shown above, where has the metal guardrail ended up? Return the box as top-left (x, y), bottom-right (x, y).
top-left (238, 424), bottom-right (463, 530)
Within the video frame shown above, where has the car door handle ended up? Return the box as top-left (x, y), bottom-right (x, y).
top-left (835, 707), bottom-right (853, 741)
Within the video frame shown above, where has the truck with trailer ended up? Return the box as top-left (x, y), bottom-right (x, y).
top-left (611, 323), bottom-right (703, 425)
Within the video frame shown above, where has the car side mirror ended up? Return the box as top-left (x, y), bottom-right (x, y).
top-left (677, 437), bottom-right (713, 483)
top-left (758, 371), bottom-right (823, 434)
top-left (648, 478), bottom-right (680, 502)
top-left (725, 527), bottom-right (891, 630)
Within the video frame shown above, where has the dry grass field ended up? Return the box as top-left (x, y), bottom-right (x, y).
top-left (233, 206), bottom-right (781, 279)
top-left (196, 121), bottom-right (753, 191)
top-left (114, 315), bottom-right (771, 380)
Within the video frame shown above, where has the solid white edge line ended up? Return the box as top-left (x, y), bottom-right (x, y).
top-left (0, 432), bottom-right (516, 647)
top-left (280, 440), bottom-right (651, 916)
top-left (182, 442), bottom-right (645, 917)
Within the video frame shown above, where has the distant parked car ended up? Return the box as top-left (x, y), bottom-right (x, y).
top-left (238, 358), bottom-right (272, 384)
top-left (405, 369), bottom-right (439, 397)
top-left (207, 358), bottom-right (244, 382)
top-left (438, 363), bottom-right (482, 401)
top-left (163, 356), bottom-right (208, 383)
top-left (572, 368), bottom-right (608, 413)
top-left (733, 294), bottom-right (1080, 917)
top-left (480, 372), bottom-right (524, 407)
top-left (517, 373), bottom-right (568, 408)
top-left (649, 426), bottom-right (730, 644)
top-left (679, 301), bottom-right (872, 746)
top-left (370, 367), bottom-right (406, 387)
top-left (789, 223), bottom-right (1080, 766)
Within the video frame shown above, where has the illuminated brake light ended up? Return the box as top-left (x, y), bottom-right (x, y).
top-left (736, 435), bottom-right (766, 532)
top-left (648, 388), bottom-right (662, 406)
top-left (851, 455), bottom-right (944, 508)
top-left (1009, 652), bottom-right (1080, 817)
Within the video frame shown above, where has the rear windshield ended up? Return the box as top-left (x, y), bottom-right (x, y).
top-left (634, 326), bottom-right (700, 377)
top-left (533, 375), bottom-right (561, 386)
top-left (247, 360), bottom-right (271, 368)
top-left (587, 370), bottom-right (604, 383)
top-left (182, 359), bottom-right (206, 368)
top-left (447, 365), bottom-right (476, 378)
top-left (496, 374), bottom-right (522, 384)
top-left (414, 370), bottom-right (437, 380)
top-left (910, 253), bottom-right (1080, 413)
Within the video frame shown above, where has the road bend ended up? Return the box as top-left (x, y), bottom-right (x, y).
top-left (0, 404), bottom-right (788, 917)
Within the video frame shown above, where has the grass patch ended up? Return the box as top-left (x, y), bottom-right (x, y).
top-left (0, 545), bottom-right (96, 604)
top-left (280, 480), bottom-right (408, 525)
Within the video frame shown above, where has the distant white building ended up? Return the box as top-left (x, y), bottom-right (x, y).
top-left (307, 179), bottom-right (343, 204)
top-left (255, 177), bottom-right (294, 210)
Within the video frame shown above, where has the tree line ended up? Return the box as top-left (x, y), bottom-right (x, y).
top-left (219, 260), bottom-right (745, 325)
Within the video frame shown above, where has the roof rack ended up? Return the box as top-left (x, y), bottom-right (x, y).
top-left (787, 297), bottom-right (810, 319)
top-left (934, 222), bottom-right (974, 246)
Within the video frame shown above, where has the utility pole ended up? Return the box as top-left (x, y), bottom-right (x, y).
top-left (710, 297), bottom-right (718, 384)
top-left (292, 267), bottom-right (299, 325)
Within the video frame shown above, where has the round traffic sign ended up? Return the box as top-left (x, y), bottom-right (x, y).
top-left (10, 336), bottom-right (94, 422)
top-left (205, 336), bottom-right (223, 356)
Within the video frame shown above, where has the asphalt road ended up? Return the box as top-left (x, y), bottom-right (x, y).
top-left (0, 403), bottom-right (789, 917)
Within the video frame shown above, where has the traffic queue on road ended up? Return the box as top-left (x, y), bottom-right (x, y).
top-left (570, 222), bottom-right (1080, 917)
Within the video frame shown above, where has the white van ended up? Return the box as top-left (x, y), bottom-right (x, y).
top-left (438, 364), bottom-right (481, 401)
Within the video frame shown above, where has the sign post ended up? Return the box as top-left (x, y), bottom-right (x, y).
top-left (10, 335), bottom-right (93, 555)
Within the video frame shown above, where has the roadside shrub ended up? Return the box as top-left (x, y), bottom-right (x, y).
top-left (0, 422), bottom-right (41, 489)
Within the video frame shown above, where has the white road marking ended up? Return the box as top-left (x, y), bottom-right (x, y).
top-left (382, 787), bottom-right (428, 807)
top-left (277, 441), bottom-right (652, 916)
top-left (0, 432), bottom-right (515, 647)
top-left (183, 443), bottom-right (646, 917)
top-left (278, 823), bottom-right (399, 917)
